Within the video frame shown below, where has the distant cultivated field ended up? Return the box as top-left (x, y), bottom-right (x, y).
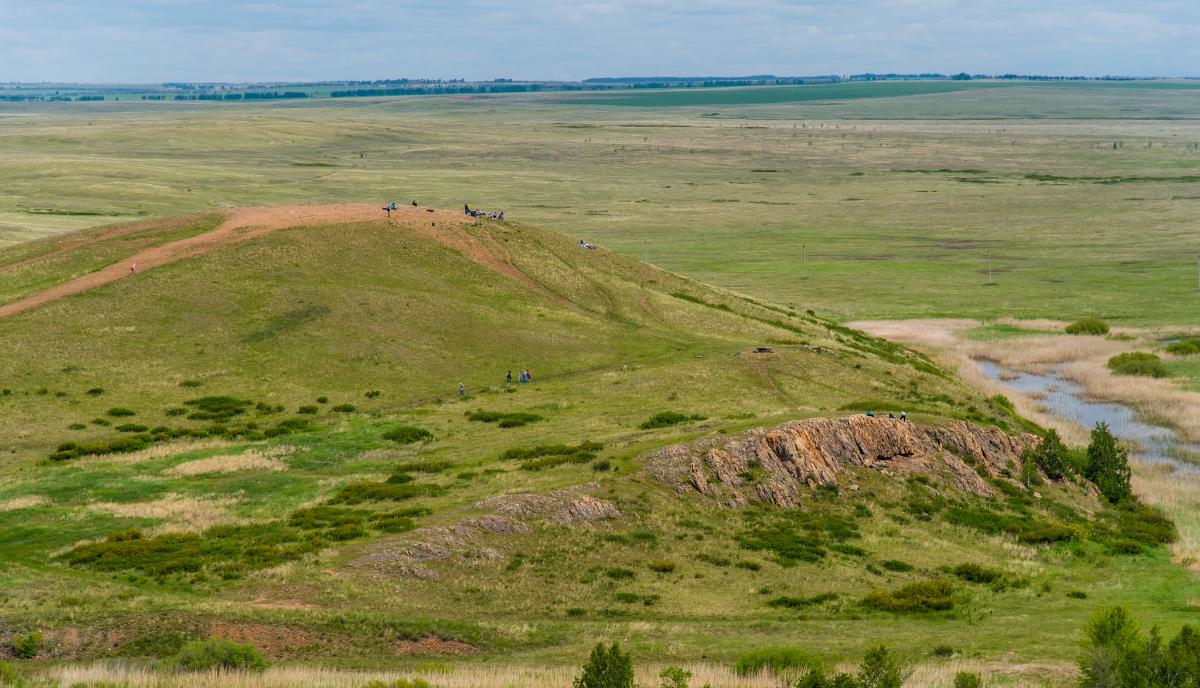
top-left (2, 82), bottom-right (1199, 324)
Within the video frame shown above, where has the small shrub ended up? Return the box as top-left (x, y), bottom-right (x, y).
top-left (863, 580), bottom-right (954, 613)
top-left (173, 638), bottom-right (268, 672)
top-left (734, 647), bottom-right (817, 677)
top-left (858, 645), bottom-right (902, 688)
top-left (1028, 429), bottom-right (1070, 480)
top-left (735, 560), bottom-right (762, 571)
top-left (184, 396), bottom-right (251, 420)
top-left (11, 631), bottom-right (43, 659)
top-left (1065, 317), bottom-right (1110, 335)
top-left (592, 459), bottom-right (612, 472)
top-left (931, 644), bottom-right (956, 657)
top-left (605, 567), bottom-right (636, 580)
top-left (393, 459), bottom-right (453, 474)
top-left (297, 405), bottom-right (319, 414)
top-left (107, 407), bottom-right (136, 417)
top-left (90, 417), bottom-right (111, 426)
top-left (953, 671), bottom-right (982, 688)
top-left (648, 559), bottom-right (676, 573)
top-left (1068, 590), bottom-right (1089, 599)
top-left (1086, 422), bottom-right (1132, 503)
top-left (383, 426), bottom-right (433, 444)
top-left (1107, 352), bottom-right (1167, 378)
top-left (573, 642), bottom-right (633, 688)
top-left (767, 593), bottom-right (838, 610)
top-left (116, 423), bottom-right (149, 433)
top-left (179, 380), bottom-right (203, 388)
top-left (639, 411), bottom-right (706, 430)
top-left (165, 407), bottom-right (187, 417)
top-left (1166, 338), bottom-right (1200, 355)
top-left (86, 387), bottom-right (105, 396)
top-left (365, 390), bottom-right (382, 399)
top-left (68, 422), bottom-right (87, 430)
top-left (331, 403), bottom-right (356, 413)
top-left (316, 396), bottom-right (328, 404)
top-left (949, 563), bottom-right (1004, 584)
top-left (659, 666), bottom-right (692, 688)
top-left (566, 608), bottom-right (586, 617)
top-left (880, 559), bottom-right (913, 572)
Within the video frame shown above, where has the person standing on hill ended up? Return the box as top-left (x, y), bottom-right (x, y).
top-left (129, 263), bottom-right (137, 274)
top-left (506, 370), bottom-right (513, 383)
top-left (459, 383), bottom-right (466, 398)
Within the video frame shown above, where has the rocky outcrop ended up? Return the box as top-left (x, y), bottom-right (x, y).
top-left (646, 416), bottom-right (1037, 508)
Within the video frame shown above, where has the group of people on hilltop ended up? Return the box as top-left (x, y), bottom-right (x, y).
top-left (464, 203), bottom-right (503, 220)
top-left (382, 200), bottom-right (419, 218)
top-left (865, 409), bottom-right (907, 422)
top-left (507, 369), bottom-right (533, 383)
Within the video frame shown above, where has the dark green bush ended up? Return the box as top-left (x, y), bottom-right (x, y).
top-left (68, 422), bottom-right (86, 430)
top-left (858, 645), bottom-right (902, 688)
top-left (592, 459), bottom-right (612, 472)
top-left (316, 396), bottom-right (328, 404)
top-left (297, 405), bottom-right (318, 414)
top-left (329, 481), bottom-right (443, 505)
top-left (1068, 590), bottom-right (1088, 599)
top-left (90, 418), bottom-right (111, 426)
top-left (862, 580), bottom-right (954, 612)
top-left (365, 390), bottom-right (381, 399)
top-left (638, 411), bottom-right (706, 429)
top-left (173, 638), bottom-right (268, 672)
top-left (466, 410), bottom-right (544, 427)
top-left (107, 407), bottom-right (136, 417)
top-left (179, 380), bottom-right (203, 388)
top-left (165, 407), bottom-right (187, 417)
top-left (331, 404), bottom-right (356, 413)
top-left (1065, 317), bottom-right (1110, 335)
top-left (737, 510), bottom-right (859, 564)
top-left (183, 396), bottom-right (251, 420)
top-left (881, 560), bottom-right (913, 572)
top-left (10, 631), bottom-right (42, 659)
top-left (605, 567), bottom-right (635, 580)
top-left (116, 423), bottom-right (149, 433)
top-left (948, 563), bottom-right (1003, 584)
top-left (85, 387), bottom-right (105, 396)
top-left (1107, 352), bottom-right (1167, 378)
top-left (382, 425), bottom-right (433, 444)
top-left (734, 647), bottom-right (817, 677)
top-left (1027, 429), bottom-right (1070, 480)
top-left (393, 459), bottom-right (453, 474)
top-left (573, 642), bottom-right (633, 688)
top-left (1074, 607), bottom-right (1200, 688)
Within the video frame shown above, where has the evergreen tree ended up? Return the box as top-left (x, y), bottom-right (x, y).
top-left (574, 642), bottom-right (634, 688)
top-left (1086, 422), bottom-right (1132, 503)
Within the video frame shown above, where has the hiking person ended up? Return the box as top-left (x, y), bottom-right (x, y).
top-left (459, 383), bottom-right (465, 398)
top-left (506, 370), bottom-right (513, 383)
top-left (129, 263), bottom-right (136, 274)
top-left (865, 409), bottom-right (874, 418)
top-left (412, 200), bottom-right (418, 206)
top-left (464, 203), bottom-right (470, 214)
top-left (900, 410), bottom-right (908, 422)
top-left (383, 202), bottom-right (395, 218)
top-left (497, 211), bottom-right (504, 220)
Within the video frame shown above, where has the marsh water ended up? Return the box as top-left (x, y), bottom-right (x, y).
top-left (976, 360), bottom-right (1198, 472)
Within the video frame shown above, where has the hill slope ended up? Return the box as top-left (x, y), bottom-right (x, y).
top-left (0, 207), bottom-right (1191, 680)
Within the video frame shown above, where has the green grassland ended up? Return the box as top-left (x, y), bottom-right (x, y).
top-left (0, 213), bottom-right (1193, 681)
top-left (1, 82), bottom-right (1199, 326)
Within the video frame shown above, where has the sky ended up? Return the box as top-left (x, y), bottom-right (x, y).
top-left (1, 1), bottom-right (1198, 83)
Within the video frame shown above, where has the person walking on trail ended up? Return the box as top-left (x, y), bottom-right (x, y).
top-left (383, 202), bottom-right (396, 218)
top-left (129, 263), bottom-right (137, 274)
top-left (458, 383), bottom-right (466, 398)
top-left (506, 370), bottom-right (513, 383)
top-left (900, 410), bottom-right (908, 422)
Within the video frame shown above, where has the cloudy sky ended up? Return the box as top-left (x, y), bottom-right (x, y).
top-left (2, 1), bottom-right (1197, 83)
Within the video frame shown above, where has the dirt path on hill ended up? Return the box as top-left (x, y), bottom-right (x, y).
top-left (0, 214), bottom-right (211, 274)
top-left (0, 203), bottom-right (563, 319)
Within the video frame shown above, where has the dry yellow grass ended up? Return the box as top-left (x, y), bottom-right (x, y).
top-left (165, 447), bottom-right (294, 477)
top-left (1133, 463), bottom-right (1200, 569)
top-left (94, 439), bottom-right (240, 465)
top-left (0, 495), bottom-right (47, 512)
top-left (87, 493), bottom-right (240, 535)
top-left (50, 659), bottom-right (1073, 688)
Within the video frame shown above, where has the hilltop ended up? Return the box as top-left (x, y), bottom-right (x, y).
top-left (0, 206), bottom-right (1191, 680)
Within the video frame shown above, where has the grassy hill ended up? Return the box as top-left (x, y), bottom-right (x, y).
top-left (0, 208), bottom-right (1194, 683)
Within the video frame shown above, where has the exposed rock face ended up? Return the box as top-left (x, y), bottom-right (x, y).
top-left (646, 416), bottom-right (1037, 508)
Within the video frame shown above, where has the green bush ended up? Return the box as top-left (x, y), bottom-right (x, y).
top-left (107, 407), bottom-right (136, 417)
top-left (1166, 338), bottom-right (1200, 355)
top-left (466, 410), bottom-right (544, 428)
top-left (1106, 352), bottom-right (1167, 378)
top-left (85, 387), bottom-right (104, 396)
top-left (316, 396), bottom-right (328, 404)
top-left (179, 380), bottom-right (203, 388)
top-left (766, 593), bottom-right (838, 610)
top-left (953, 671), bottom-right (982, 688)
top-left (862, 580), bottom-right (954, 613)
top-left (573, 642), bottom-right (633, 688)
top-left (659, 666), bottom-right (692, 688)
top-left (737, 510), bottom-right (860, 564)
top-left (1074, 607), bottom-right (1200, 688)
top-left (68, 422), bottom-right (86, 430)
top-left (880, 560), bottom-right (913, 572)
top-left (794, 667), bottom-right (858, 688)
top-left (592, 459), bottom-right (612, 472)
top-left (734, 647), bottom-right (817, 677)
top-left (503, 441), bottom-right (603, 470)
top-left (365, 390), bottom-right (382, 399)
top-left (383, 426), bottom-right (434, 444)
top-left (173, 638), bottom-right (268, 672)
top-left (1065, 317), bottom-right (1110, 335)
top-left (858, 646), bottom-right (902, 688)
top-left (605, 567), bottom-right (636, 580)
top-left (10, 631), bottom-right (42, 659)
top-left (297, 405), bottom-right (319, 414)
top-left (1028, 429), bottom-right (1070, 480)
top-left (183, 396), bottom-right (252, 420)
top-left (116, 423), bottom-right (149, 433)
top-left (647, 559), bottom-right (676, 573)
top-left (331, 403), bottom-right (357, 413)
top-left (949, 563), bottom-right (1004, 585)
top-left (1068, 590), bottom-right (1088, 599)
top-left (1086, 422), bottom-right (1132, 503)
top-left (393, 459), bottom-right (453, 474)
top-left (638, 411), bottom-right (706, 430)
top-left (329, 481), bottom-right (444, 505)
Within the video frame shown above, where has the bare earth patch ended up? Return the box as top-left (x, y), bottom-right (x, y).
top-left (394, 635), bottom-right (478, 656)
top-left (0, 495), bottom-right (48, 512)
